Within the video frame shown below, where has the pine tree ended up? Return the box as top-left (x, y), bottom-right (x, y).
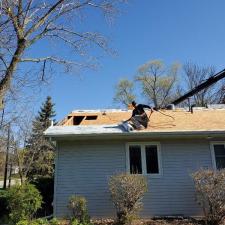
top-left (25, 96), bottom-right (56, 180)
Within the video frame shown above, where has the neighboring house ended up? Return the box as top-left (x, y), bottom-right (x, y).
top-left (0, 151), bottom-right (19, 176)
top-left (44, 106), bottom-right (225, 219)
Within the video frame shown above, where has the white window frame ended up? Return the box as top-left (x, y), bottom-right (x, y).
top-left (210, 141), bottom-right (225, 170)
top-left (126, 142), bottom-right (163, 177)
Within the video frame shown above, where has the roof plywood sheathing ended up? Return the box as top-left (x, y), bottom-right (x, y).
top-left (58, 108), bottom-right (225, 132)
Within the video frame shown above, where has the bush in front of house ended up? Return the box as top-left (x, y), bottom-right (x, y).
top-left (16, 220), bottom-right (39, 225)
top-left (16, 218), bottom-right (60, 225)
top-left (7, 182), bottom-right (42, 224)
top-left (68, 195), bottom-right (92, 225)
top-left (108, 173), bottom-right (148, 225)
top-left (192, 169), bottom-right (225, 225)
top-left (33, 218), bottom-right (48, 225)
top-left (0, 188), bottom-right (10, 221)
top-left (49, 218), bottom-right (61, 225)
top-left (31, 176), bottom-right (54, 217)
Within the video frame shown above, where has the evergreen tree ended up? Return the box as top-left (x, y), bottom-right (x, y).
top-left (25, 96), bottom-right (56, 180)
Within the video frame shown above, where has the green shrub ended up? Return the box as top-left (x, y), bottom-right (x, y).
top-left (0, 215), bottom-right (9, 225)
top-left (70, 219), bottom-right (79, 225)
top-left (31, 176), bottom-right (54, 217)
top-left (49, 218), bottom-right (60, 225)
top-left (16, 217), bottom-right (60, 225)
top-left (68, 195), bottom-right (90, 224)
top-left (70, 218), bottom-right (93, 225)
top-left (16, 220), bottom-right (29, 225)
top-left (17, 218), bottom-right (57, 225)
top-left (7, 183), bottom-right (42, 224)
top-left (35, 218), bottom-right (49, 224)
top-left (0, 189), bottom-right (10, 219)
top-left (31, 221), bottom-right (40, 225)
top-left (109, 173), bottom-right (148, 225)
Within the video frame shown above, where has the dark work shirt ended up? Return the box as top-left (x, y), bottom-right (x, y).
top-left (132, 104), bottom-right (151, 117)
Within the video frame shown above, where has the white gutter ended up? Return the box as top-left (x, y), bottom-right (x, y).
top-left (44, 126), bottom-right (225, 140)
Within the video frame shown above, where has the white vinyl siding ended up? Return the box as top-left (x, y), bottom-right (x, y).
top-left (54, 141), bottom-right (125, 218)
top-left (54, 139), bottom-right (218, 218)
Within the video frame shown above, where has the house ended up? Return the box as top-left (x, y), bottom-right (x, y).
top-left (44, 106), bottom-right (225, 219)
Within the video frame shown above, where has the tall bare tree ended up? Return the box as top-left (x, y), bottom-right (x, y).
top-left (136, 60), bottom-right (180, 108)
top-left (0, 0), bottom-right (126, 109)
top-left (113, 79), bottom-right (135, 107)
top-left (183, 62), bottom-right (225, 106)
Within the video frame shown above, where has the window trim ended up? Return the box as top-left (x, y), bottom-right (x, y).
top-left (126, 142), bottom-right (163, 177)
top-left (210, 141), bottom-right (225, 170)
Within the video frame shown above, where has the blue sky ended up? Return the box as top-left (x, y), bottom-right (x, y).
top-left (32, 0), bottom-right (225, 121)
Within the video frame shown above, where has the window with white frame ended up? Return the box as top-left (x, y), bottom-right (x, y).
top-left (211, 142), bottom-right (225, 170)
top-left (126, 143), bottom-right (162, 175)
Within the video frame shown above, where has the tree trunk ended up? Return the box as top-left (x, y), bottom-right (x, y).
top-left (15, 146), bottom-right (24, 184)
top-left (0, 39), bottom-right (26, 105)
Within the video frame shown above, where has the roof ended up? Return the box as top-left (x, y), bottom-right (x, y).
top-left (44, 107), bottom-right (225, 138)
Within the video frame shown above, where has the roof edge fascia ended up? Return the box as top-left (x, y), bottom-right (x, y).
top-left (45, 130), bottom-right (225, 141)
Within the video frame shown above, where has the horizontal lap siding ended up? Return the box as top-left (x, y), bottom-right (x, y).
top-left (55, 139), bottom-right (214, 218)
top-left (142, 140), bottom-right (212, 217)
top-left (55, 141), bottom-right (125, 218)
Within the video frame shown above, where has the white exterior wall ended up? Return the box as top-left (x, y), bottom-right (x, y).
top-left (54, 139), bottom-right (216, 218)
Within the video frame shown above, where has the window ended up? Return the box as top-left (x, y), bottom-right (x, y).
top-left (211, 142), bottom-right (225, 170)
top-left (126, 143), bottom-right (162, 176)
top-left (129, 145), bottom-right (142, 174)
top-left (145, 145), bottom-right (159, 174)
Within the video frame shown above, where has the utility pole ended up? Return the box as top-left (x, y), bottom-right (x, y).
top-left (3, 124), bottom-right (10, 189)
top-left (8, 163), bottom-right (12, 188)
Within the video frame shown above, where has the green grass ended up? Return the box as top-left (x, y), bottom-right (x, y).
top-left (0, 174), bottom-right (21, 181)
top-left (11, 174), bottom-right (21, 179)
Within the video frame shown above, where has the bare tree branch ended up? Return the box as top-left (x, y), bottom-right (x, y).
top-left (0, 0), bottom-right (125, 107)
top-left (183, 62), bottom-right (224, 106)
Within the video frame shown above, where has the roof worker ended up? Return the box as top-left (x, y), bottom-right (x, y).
top-left (127, 101), bottom-right (153, 130)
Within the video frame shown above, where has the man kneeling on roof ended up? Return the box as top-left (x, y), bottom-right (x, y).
top-left (127, 101), bottom-right (153, 130)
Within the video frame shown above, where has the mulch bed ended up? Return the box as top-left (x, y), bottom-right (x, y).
top-left (92, 218), bottom-right (204, 225)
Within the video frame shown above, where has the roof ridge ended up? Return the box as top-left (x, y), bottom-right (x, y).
top-left (72, 109), bottom-right (131, 113)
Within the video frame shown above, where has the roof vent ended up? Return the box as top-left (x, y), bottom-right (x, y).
top-left (207, 104), bottom-right (225, 109)
top-left (166, 104), bottom-right (175, 110)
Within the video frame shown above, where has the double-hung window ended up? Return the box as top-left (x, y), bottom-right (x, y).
top-left (126, 142), bottom-right (162, 176)
top-left (211, 142), bottom-right (225, 170)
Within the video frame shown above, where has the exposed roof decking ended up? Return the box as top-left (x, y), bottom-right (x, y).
top-left (59, 108), bottom-right (225, 130)
top-left (45, 108), bottom-right (225, 137)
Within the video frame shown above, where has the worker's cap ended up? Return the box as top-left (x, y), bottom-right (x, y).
top-left (131, 101), bottom-right (136, 106)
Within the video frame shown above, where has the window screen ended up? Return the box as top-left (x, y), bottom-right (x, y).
top-left (214, 144), bottom-right (225, 169)
top-left (145, 145), bottom-right (159, 174)
top-left (129, 146), bottom-right (142, 174)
